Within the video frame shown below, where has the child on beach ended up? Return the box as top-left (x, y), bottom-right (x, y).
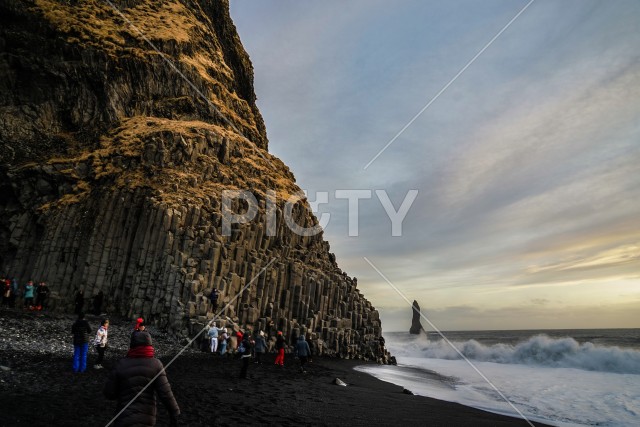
top-left (93, 318), bottom-right (109, 369)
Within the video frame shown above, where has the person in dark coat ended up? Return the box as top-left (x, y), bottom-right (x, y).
top-left (74, 289), bottom-right (84, 315)
top-left (93, 290), bottom-right (104, 315)
top-left (238, 332), bottom-right (254, 379)
top-left (35, 281), bottom-right (50, 310)
top-left (104, 330), bottom-right (180, 427)
top-left (253, 330), bottom-right (267, 364)
top-left (71, 312), bottom-right (92, 373)
top-left (209, 288), bottom-right (218, 312)
top-left (294, 334), bottom-right (312, 373)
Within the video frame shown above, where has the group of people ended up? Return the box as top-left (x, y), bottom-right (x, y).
top-left (205, 322), bottom-right (312, 373)
top-left (205, 323), bottom-right (269, 363)
top-left (70, 312), bottom-right (110, 372)
top-left (71, 314), bottom-right (180, 426)
top-left (1, 277), bottom-right (50, 310)
top-left (64, 285), bottom-right (314, 426)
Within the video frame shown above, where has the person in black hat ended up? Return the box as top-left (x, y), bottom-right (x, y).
top-left (104, 329), bottom-right (180, 426)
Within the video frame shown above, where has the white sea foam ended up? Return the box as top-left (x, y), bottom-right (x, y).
top-left (357, 333), bottom-right (640, 426)
top-left (388, 333), bottom-right (640, 374)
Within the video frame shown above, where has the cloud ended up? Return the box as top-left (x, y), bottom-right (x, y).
top-left (231, 0), bottom-right (640, 330)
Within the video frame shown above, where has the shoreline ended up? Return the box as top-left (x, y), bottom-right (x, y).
top-left (0, 309), bottom-right (549, 426)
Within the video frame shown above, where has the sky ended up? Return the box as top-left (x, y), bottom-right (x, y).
top-left (229, 0), bottom-right (640, 331)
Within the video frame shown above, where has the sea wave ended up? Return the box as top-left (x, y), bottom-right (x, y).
top-left (387, 334), bottom-right (640, 374)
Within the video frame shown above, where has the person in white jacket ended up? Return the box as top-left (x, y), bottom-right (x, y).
top-left (93, 318), bottom-right (109, 369)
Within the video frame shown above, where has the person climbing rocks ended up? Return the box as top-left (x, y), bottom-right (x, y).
top-left (209, 288), bottom-right (219, 312)
top-left (104, 330), bottom-right (180, 427)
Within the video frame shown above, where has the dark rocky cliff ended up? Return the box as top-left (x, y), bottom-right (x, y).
top-left (0, 0), bottom-right (389, 361)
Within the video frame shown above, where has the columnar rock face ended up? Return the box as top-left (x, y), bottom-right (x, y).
top-left (0, 0), bottom-right (389, 361)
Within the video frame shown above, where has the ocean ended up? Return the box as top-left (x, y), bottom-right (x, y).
top-left (356, 329), bottom-right (640, 427)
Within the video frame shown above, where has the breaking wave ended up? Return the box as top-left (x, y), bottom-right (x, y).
top-left (388, 334), bottom-right (640, 374)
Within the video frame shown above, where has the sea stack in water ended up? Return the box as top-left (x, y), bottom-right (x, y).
top-left (409, 300), bottom-right (424, 334)
top-left (0, 0), bottom-right (389, 362)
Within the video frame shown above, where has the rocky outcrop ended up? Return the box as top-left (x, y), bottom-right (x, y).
top-left (0, 0), bottom-right (389, 362)
top-left (409, 300), bottom-right (424, 335)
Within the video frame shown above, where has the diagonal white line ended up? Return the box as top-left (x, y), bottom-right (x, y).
top-left (363, 257), bottom-right (535, 427)
top-left (105, 257), bottom-right (277, 427)
top-left (364, 0), bottom-right (535, 170)
top-left (103, 0), bottom-right (275, 169)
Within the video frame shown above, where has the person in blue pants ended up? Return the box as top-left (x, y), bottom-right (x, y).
top-left (71, 312), bottom-right (92, 373)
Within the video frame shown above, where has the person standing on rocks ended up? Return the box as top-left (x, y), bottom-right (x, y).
top-left (93, 291), bottom-right (104, 315)
top-left (219, 328), bottom-right (229, 356)
top-left (23, 280), bottom-right (35, 309)
top-left (93, 318), bottom-right (109, 369)
top-left (104, 330), bottom-right (180, 427)
top-left (10, 277), bottom-right (19, 308)
top-left (35, 281), bottom-right (50, 310)
top-left (253, 331), bottom-right (266, 364)
top-left (207, 322), bottom-right (219, 354)
top-left (238, 332), bottom-right (254, 379)
top-left (74, 289), bottom-right (84, 315)
top-left (235, 329), bottom-right (244, 353)
top-left (294, 334), bottom-right (312, 373)
top-left (71, 312), bottom-right (92, 373)
top-left (2, 279), bottom-right (11, 308)
top-left (274, 331), bottom-right (285, 367)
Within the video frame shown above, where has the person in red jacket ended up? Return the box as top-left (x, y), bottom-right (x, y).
top-left (236, 329), bottom-right (243, 352)
top-left (104, 330), bottom-right (180, 427)
top-left (274, 331), bottom-right (285, 367)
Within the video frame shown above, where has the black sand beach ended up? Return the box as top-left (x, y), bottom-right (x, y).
top-left (0, 310), bottom-right (546, 426)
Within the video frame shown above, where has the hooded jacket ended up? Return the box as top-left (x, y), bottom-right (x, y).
top-left (104, 348), bottom-right (180, 426)
top-left (295, 335), bottom-right (311, 357)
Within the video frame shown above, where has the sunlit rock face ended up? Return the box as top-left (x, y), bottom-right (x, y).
top-left (0, 0), bottom-right (389, 361)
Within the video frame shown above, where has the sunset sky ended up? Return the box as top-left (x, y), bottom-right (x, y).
top-left (230, 0), bottom-right (640, 331)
